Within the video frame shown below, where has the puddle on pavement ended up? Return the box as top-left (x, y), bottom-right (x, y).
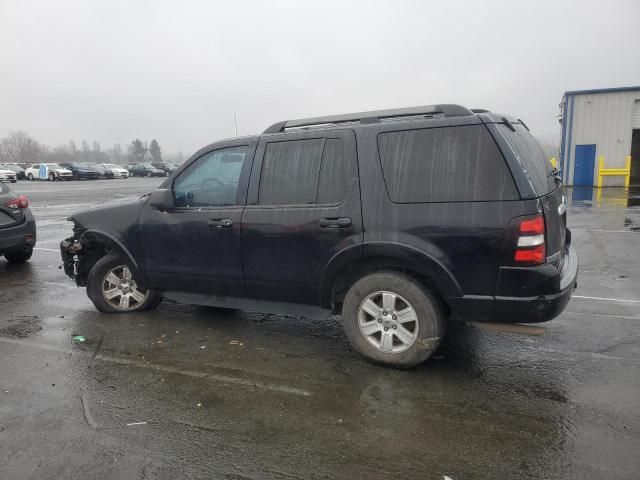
top-left (0, 316), bottom-right (43, 338)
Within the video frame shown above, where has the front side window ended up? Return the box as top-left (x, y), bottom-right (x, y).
top-left (173, 146), bottom-right (248, 207)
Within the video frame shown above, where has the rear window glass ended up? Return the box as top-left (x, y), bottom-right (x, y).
top-left (497, 123), bottom-right (556, 195)
top-left (378, 125), bottom-right (518, 203)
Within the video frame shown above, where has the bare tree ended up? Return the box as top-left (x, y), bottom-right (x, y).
top-left (0, 130), bottom-right (46, 164)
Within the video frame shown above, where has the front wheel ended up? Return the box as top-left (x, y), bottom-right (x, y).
top-left (27, 173), bottom-right (34, 181)
top-left (48, 173), bottom-right (55, 181)
top-left (86, 253), bottom-right (162, 313)
top-left (342, 271), bottom-right (445, 369)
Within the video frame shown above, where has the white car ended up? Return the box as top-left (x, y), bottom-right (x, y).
top-left (25, 163), bottom-right (73, 181)
top-left (0, 165), bottom-right (17, 183)
top-left (100, 163), bottom-right (129, 179)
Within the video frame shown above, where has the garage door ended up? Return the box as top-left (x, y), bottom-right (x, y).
top-left (633, 100), bottom-right (640, 129)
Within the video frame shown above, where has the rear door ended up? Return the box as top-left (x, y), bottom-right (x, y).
top-left (241, 129), bottom-right (362, 305)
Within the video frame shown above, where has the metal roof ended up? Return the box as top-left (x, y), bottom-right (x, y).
top-left (564, 86), bottom-right (640, 97)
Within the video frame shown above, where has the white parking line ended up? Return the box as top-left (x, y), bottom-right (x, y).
top-left (34, 248), bottom-right (60, 253)
top-left (573, 295), bottom-right (640, 304)
top-left (0, 337), bottom-right (312, 397)
top-left (571, 228), bottom-right (639, 234)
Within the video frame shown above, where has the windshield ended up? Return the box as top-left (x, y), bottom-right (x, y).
top-left (497, 123), bottom-right (556, 195)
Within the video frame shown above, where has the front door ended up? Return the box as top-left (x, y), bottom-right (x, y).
top-left (138, 140), bottom-right (256, 296)
top-left (241, 129), bottom-right (362, 305)
top-left (574, 144), bottom-right (596, 186)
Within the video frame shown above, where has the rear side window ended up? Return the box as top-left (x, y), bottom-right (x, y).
top-left (378, 125), bottom-right (518, 203)
top-left (497, 123), bottom-right (556, 195)
top-left (317, 139), bottom-right (347, 204)
top-left (258, 139), bottom-right (324, 205)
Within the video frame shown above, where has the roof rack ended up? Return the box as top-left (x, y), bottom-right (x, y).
top-left (263, 104), bottom-right (474, 134)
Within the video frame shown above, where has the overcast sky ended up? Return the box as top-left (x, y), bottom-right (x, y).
top-left (1, 0), bottom-right (639, 156)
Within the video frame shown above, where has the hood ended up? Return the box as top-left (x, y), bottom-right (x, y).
top-left (53, 168), bottom-right (72, 173)
top-left (67, 195), bottom-right (148, 224)
top-left (0, 169), bottom-right (15, 174)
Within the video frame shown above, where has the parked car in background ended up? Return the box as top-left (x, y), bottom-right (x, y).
top-left (100, 163), bottom-right (129, 179)
top-left (2, 164), bottom-right (26, 180)
top-left (0, 182), bottom-right (36, 263)
top-left (0, 165), bottom-right (18, 183)
top-left (59, 162), bottom-right (101, 180)
top-left (151, 162), bottom-right (177, 176)
top-left (25, 163), bottom-right (73, 181)
top-left (60, 104), bottom-right (577, 368)
top-left (128, 163), bottom-right (165, 177)
top-left (93, 163), bottom-right (115, 179)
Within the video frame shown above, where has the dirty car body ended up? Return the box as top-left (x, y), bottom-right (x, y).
top-left (61, 104), bottom-right (578, 368)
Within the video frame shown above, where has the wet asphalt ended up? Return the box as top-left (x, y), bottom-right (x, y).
top-left (1, 179), bottom-right (639, 480)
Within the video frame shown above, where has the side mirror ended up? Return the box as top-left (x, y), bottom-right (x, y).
top-left (149, 188), bottom-right (174, 211)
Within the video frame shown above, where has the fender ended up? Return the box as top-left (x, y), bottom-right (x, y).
top-left (319, 242), bottom-right (462, 307)
top-left (79, 229), bottom-right (148, 286)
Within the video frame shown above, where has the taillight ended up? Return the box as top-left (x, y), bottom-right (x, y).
top-left (514, 214), bottom-right (545, 265)
top-left (4, 195), bottom-right (29, 209)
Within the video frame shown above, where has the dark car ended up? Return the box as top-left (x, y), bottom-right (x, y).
top-left (2, 164), bottom-right (26, 180)
top-left (60, 104), bottom-right (578, 368)
top-left (60, 162), bottom-right (102, 180)
top-left (92, 163), bottom-right (115, 179)
top-left (151, 162), bottom-right (177, 176)
top-left (128, 163), bottom-right (165, 177)
top-left (1, 182), bottom-right (36, 263)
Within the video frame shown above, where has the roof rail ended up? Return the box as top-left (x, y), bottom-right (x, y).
top-left (263, 104), bottom-right (474, 134)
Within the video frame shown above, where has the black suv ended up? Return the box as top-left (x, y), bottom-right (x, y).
top-left (60, 104), bottom-right (578, 368)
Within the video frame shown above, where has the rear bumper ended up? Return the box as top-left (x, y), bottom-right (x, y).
top-left (0, 213), bottom-right (36, 255)
top-left (494, 245), bottom-right (578, 323)
top-left (449, 244), bottom-right (578, 324)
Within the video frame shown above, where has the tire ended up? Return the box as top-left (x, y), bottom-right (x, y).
top-left (5, 249), bottom-right (33, 264)
top-left (86, 253), bottom-right (162, 313)
top-left (342, 271), bottom-right (445, 369)
top-left (165, 171), bottom-right (170, 177)
top-left (10, 180), bottom-right (16, 183)
top-left (48, 173), bottom-right (55, 181)
top-left (27, 173), bottom-right (34, 181)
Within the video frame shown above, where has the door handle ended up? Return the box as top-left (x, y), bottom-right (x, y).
top-left (208, 218), bottom-right (233, 229)
top-left (319, 217), bottom-right (352, 228)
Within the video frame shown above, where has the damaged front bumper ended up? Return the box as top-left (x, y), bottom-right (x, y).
top-left (60, 237), bottom-right (83, 283)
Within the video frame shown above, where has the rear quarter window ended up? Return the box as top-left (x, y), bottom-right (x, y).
top-left (497, 123), bottom-right (556, 195)
top-left (377, 125), bottom-right (519, 203)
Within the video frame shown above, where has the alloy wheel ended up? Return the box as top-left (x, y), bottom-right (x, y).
top-left (358, 291), bottom-right (419, 353)
top-left (101, 265), bottom-right (149, 311)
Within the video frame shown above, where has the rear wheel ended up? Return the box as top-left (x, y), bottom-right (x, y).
top-left (342, 271), bottom-right (445, 368)
top-left (4, 249), bottom-right (33, 264)
top-left (86, 253), bottom-right (161, 313)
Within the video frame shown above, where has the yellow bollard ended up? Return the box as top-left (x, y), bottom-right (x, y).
top-left (597, 155), bottom-right (631, 189)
